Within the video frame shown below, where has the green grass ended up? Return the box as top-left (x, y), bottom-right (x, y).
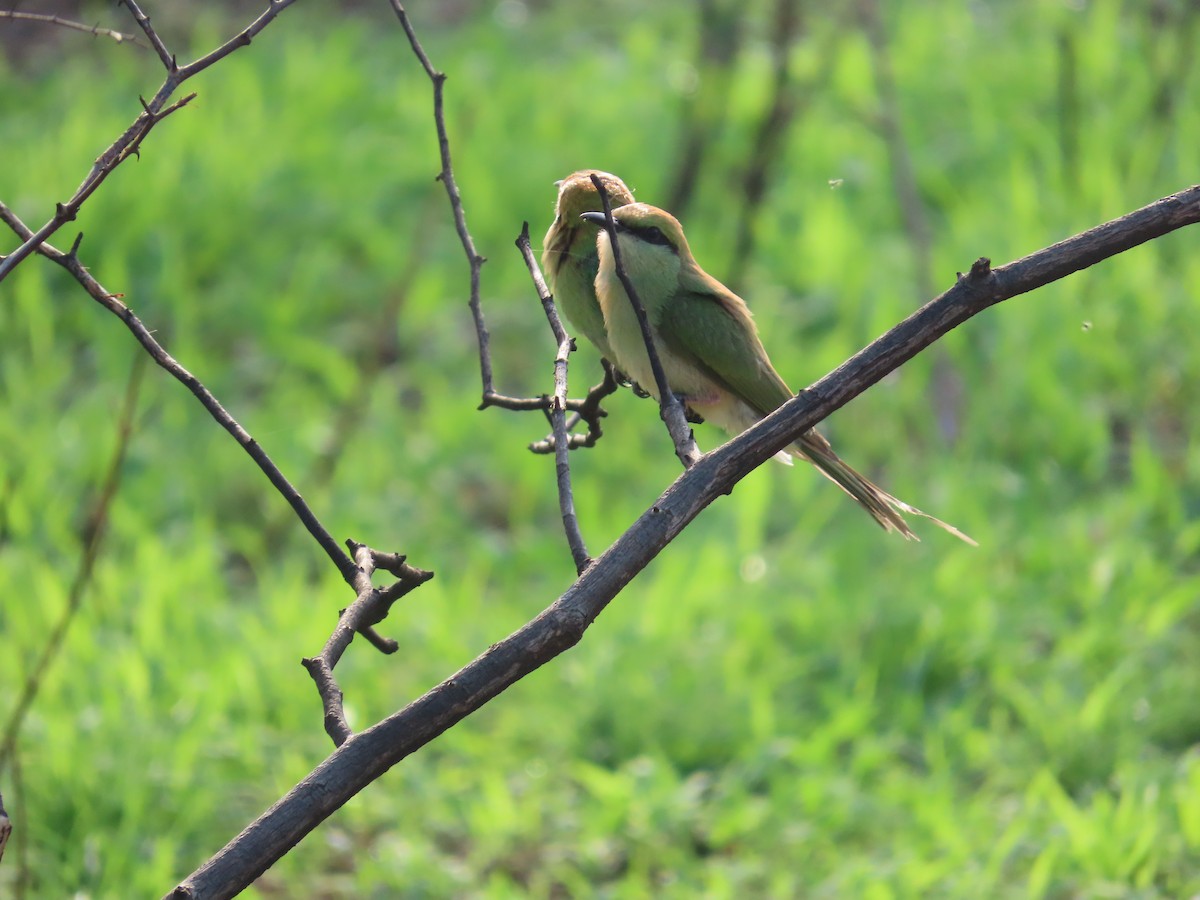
top-left (2, 2), bottom-right (1200, 897)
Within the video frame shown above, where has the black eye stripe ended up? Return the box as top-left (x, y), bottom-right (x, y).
top-left (636, 224), bottom-right (673, 247)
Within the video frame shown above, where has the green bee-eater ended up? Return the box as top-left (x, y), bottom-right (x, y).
top-left (584, 202), bottom-right (973, 542)
top-left (542, 170), bottom-right (636, 363)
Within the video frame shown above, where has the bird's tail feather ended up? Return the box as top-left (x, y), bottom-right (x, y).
top-left (794, 431), bottom-right (976, 545)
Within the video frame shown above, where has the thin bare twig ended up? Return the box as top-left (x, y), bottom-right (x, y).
top-left (169, 184), bottom-right (1200, 899)
top-left (515, 223), bottom-right (590, 572)
top-left (0, 204), bottom-right (359, 583)
top-left (0, 0), bottom-right (300, 282)
top-left (0, 354), bottom-right (146, 771)
top-left (0, 10), bottom-right (146, 48)
top-left (388, 2), bottom-right (496, 400)
top-left (118, 0), bottom-right (175, 70)
top-left (591, 175), bottom-right (701, 467)
top-left (389, 2), bottom-right (606, 431)
top-left (528, 363), bottom-right (620, 453)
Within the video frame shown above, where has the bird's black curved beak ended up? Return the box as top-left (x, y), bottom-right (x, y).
top-left (579, 211), bottom-right (611, 227)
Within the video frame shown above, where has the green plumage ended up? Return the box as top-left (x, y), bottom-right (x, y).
top-left (541, 170), bottom-right (635, 362)
top-left (587, 202), bottom-right (973, 544)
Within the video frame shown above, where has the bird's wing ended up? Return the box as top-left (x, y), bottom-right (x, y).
top-left (657, 274), bottom-right (794, 417)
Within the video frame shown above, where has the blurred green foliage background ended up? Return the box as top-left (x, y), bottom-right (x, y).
top-left (2, 0), bottom-right (1199, 896)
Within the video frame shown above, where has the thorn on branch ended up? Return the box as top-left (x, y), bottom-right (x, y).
top-left (957, 257), bottom-right (994, 283)
top-left (159, 92), bottom-right (199, 119)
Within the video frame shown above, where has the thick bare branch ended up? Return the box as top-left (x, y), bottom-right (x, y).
top-left (167, 180), bottom-right (1200, 900)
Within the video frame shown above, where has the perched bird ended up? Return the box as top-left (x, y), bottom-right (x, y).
top-left (542, 170), bottom-right (636, 363)
top-left (583, 202), bottom-right (973, 543)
